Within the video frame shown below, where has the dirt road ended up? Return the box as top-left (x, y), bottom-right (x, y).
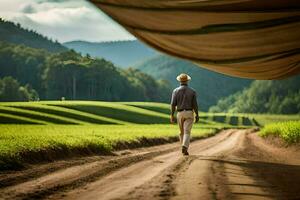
top-left (1, 129), bottom-right (300, 200)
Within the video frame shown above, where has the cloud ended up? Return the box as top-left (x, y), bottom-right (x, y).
top-left (25, 7), bottom-right (94, 26)
top-left (0, 0), bottom-right (135, 42)
top-left (21, 4), bottom-right (37, 14)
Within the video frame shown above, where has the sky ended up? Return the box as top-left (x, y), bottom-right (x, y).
top-left (0, 0), bottom-right (135, 43)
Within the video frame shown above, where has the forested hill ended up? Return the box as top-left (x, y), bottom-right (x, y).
top-left (209, 75), bottom-right (300, 114)
top-left (0, 18), bottom-right (67, 52)
top-left (0, 41), bottom-right (171, 102)
top-left (134, 55), bottom-right (252, 111)
top-left (63, 40), bottom-right (156, 67)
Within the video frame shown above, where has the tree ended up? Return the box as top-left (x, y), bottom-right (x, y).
top-left (0, 76), bottom-right (21, 101)
top-left (209, 75), bottom-right (300, 114)
top-left (0, 76), bottom-right (39, 102)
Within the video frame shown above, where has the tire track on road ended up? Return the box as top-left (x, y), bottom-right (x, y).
top-left (0, 130), bottom-right (230, 200)
top-left (54, 130), bottom-right (236, 200)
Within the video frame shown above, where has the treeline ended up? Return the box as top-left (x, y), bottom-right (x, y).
top-left (0, 42), bottom-right (171, 102)
top-left (0, 18), bottom-right (66, 52)
top-left (209, 76), bottom-right (300, 114)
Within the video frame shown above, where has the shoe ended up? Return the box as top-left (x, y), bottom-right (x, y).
top-left (182, 146), bottom-right (189, 156)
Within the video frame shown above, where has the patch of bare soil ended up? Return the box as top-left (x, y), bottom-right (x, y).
top-left (1, 129), bottom-right (299, 200)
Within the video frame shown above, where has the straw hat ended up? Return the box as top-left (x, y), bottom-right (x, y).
top-left (176, 73), bottom-right (191, 82)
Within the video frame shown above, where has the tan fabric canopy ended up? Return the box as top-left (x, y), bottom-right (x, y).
top-left (90, 0), bottom-right (300, 79)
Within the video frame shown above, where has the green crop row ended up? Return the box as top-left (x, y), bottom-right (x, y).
top-left (0, 101), bottom-right (258, 127)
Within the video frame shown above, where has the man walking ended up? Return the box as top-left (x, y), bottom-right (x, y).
top-left (170, 73), bottom-right (199, 156)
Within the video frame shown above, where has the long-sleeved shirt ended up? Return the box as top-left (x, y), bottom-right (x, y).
top-left (171, 84), bottom-right (198, 112)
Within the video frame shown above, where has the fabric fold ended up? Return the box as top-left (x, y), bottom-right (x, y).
top-left (91, 0), bottom-right (300, 79)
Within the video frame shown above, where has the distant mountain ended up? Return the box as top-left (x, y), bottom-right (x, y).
top-left (134, 55), bottom-right (252, 111)
top-left (63, 40), bottom-right (157, 67)
top-left (0, 18), bottom-right (67, 53)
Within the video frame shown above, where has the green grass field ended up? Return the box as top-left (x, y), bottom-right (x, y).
top-left (0, 124), bottom-right (215, 170)
top-left (259, 120), bottom-right (300, 144)
top-left (0, 101), bottom-right (299, 170)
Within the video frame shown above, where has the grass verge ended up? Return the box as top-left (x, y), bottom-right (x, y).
top-left (259, 120), bottom-right (300, 144)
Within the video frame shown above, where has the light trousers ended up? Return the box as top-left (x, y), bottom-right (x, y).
top-left (177, 110), bottom-right (194, 149)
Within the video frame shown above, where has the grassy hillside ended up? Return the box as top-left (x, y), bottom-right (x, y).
top-left (0, 18), bottom-right (66, 53)
top-left (134, 55), bottom-right (252, 111)
top-left (63, 40), bottom-right (156, 67)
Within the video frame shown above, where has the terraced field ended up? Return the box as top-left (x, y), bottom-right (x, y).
top-left (0, 101), bottom-right (260, 127)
